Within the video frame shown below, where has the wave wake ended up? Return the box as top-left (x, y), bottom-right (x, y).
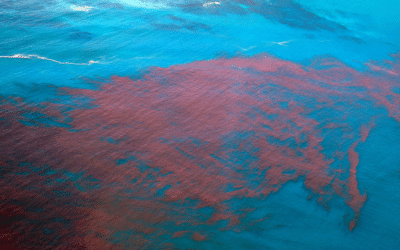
top-left (0, 54), bottom-right (100, 66)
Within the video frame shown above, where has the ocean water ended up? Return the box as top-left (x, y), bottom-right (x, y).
top-left (1, 0), bottom-right (399, 249)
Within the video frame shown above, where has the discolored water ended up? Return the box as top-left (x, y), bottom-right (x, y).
top-left (1, 1), bottom-right (399, 249)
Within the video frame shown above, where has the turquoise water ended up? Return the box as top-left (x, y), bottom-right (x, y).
top-left (1, 0), bottom-right (398, 96)
top-left (1, 1), bottom-right (399, 249)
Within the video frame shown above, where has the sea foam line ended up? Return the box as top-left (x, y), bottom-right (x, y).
top-left (203, 2), bottom-right (221, 7)
top-left (70, 5), bottom-right (94, 12)
top-left (0, 54), bottom-right (100, 65)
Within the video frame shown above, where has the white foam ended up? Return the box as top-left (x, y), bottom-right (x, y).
top-left (70, 5), bottom-right (94, 12)
top-left (269, 40), bottom-right (294, 46)
top-left (237, 45), bottom-right (256, 51)
top-left (0, 54), bottom-right (100, 66)
top-left (203, 2), bottom-right (221, 7)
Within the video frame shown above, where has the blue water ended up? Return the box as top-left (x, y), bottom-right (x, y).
top-left (1, 1), bottom-right (400, 249)
top-left (1, 0), bottom-right (399, 98)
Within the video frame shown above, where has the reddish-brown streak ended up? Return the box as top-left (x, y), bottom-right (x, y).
top-left (1, 53), bottom-right (399, 247)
